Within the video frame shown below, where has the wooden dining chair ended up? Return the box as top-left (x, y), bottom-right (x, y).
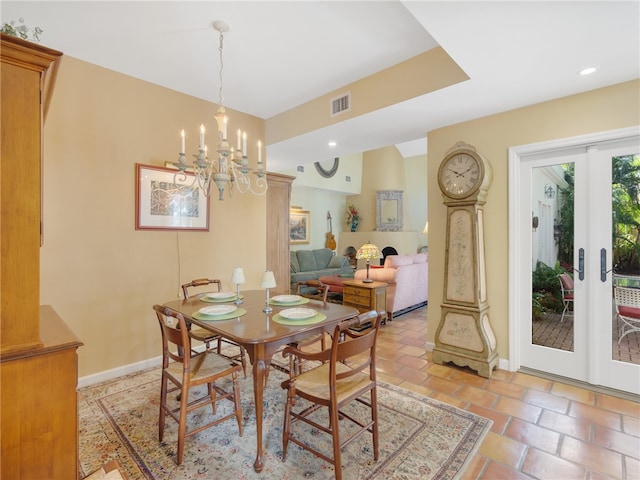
top-left (181, 278), bottom-right (247, 377)
top-left (152, 304), bottom-right (243, 465)
top-left (280, 310), bottom-right (382, 480)
top-left (558, 273), bottom-right (574, 323)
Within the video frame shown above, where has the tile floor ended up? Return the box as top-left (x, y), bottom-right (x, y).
top-left (372, 307), bottom-right (640, 480)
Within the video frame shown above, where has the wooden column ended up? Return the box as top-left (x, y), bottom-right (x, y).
top-left (266, 172), bottom-right (295, 293)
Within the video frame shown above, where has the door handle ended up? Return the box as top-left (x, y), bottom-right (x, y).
top-left (578, 248), bottom-right (585, 281)
top-left (600, 248), bottom-right (616, 282)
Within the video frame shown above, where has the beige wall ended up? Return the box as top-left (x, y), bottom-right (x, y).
top-left (427, 79), bottom-right (640, 360)
top-left (41, 57), bottom-right (267, 377)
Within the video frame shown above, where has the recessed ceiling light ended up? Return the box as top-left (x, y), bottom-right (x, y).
top-left (578, 66), bottom-right (597, 76)
top-left (328, 141), bottom-right (337, 147)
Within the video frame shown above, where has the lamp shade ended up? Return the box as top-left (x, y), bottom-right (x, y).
top-left (260, 270), bottom-right (276, 289)
top-left (356, 242), bottom-right (382, 261)
top-left (231, 267), bottom-right (245, 284)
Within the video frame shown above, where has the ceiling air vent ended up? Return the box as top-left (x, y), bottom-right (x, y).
top-left (330, 92), bottom-right (351, 117)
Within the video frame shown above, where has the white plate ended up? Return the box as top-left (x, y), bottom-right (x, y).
top-left (199, 305), bottom-right (237, 316)
top-left (272, 294), bottom-right (301, 303)
top-left (279, 308), bottom-right (317, 320)
top-left (205, 291), bottom-right (235, 299)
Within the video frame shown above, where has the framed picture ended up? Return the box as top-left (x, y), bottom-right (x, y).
top-left (289, 209), bottom-right (310, 244)
top-left (376, 190), bottom-right (403, 232)
top-left (135, 163), bottom-right (209, 231)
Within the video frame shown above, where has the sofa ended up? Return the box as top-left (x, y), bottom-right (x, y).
top-left (354, 253), bottom-right (428, 320)
top-left (290, 248), bottom-right (353, 293)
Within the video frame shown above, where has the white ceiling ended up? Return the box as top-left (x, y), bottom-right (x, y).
top-left (2, 1), bottom-right (639, 171)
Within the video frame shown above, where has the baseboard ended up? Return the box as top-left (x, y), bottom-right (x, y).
top-left (78, 355), bottom-right (162, 388)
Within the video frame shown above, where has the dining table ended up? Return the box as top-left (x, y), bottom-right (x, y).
top-left (163, 289), bottom-right (359, 473)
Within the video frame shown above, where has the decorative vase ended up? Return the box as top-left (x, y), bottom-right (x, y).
top-left (350, 221), bottom-right (358, 232)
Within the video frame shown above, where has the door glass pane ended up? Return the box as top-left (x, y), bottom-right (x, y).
top-left (532, 164), bottom-right (574, 351)
top-left (611, 152), bottom-right (640, 365)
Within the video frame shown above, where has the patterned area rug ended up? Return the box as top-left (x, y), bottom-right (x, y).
top-left (78, 367), bottom-right (491, 480)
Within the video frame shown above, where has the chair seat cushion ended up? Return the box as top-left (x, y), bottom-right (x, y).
top-left (167, 351), bottom-right (239, 381)
top-left (292, 362), bottom-right (372, 402)
top-left (619, 305), bottom-right (640, 319)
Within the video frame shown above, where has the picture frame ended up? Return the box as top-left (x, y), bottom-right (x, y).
top-left (376, 190), bottom-right (403, 232)
top-left (135, 163), bottom-right (209, 231)
top-left (289, 209), bottom-right (310, 244)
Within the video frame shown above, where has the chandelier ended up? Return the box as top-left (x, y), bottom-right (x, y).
top-left (172, 20), bottom-right (268, 200)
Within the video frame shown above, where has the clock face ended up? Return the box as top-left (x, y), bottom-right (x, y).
top-left (438, 152), bottom-right (482, 198)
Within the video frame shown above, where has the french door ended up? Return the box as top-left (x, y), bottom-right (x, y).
top-left (510, 128), bottom-right (640, 395)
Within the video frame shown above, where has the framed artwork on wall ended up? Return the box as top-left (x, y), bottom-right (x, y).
top-left (376, 190), bottom-right (403, 232)
top-left (289, 209), bottom-right (310, 244)
top-left (135, 163), bottom-right (209, 231)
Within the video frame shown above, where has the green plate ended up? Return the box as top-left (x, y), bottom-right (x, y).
top-left (272, 312), bottom-right (327, 326)
top-left (193, 307), bottom-right (247, 321)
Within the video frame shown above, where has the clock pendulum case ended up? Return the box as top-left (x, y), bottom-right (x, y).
top-left (433, 142), bottom-right (499, 378)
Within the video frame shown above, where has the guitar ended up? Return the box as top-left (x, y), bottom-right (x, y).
top-left (325, 211), bottom-right (337, 250)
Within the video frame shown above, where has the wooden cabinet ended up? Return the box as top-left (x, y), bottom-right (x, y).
top-left (266, 172), bottom-right (295, 293)
top-left (1, 34), bottom-right (83, 479)
top-left (342, 280), bottom-right (387, 321)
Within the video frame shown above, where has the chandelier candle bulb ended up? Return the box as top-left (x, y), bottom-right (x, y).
top-left (199, 124), bottom-right (205, 150)
top-left (180, 129), bottom-right (185, 154)
top-left (237, 129), bottom-right (241, 150)
top-left (258, 140), bottom-right (262, 164)
top-left (242, 132), bottom-right (247, 156)
top-left (222, 116), bottom-right (228, 140)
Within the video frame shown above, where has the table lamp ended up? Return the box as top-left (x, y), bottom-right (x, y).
top-left (356, 242), bottom-right (382, 283)
top-left (261, 270), bottom-right (277, 312)
top-left (231, 267), bottom-right (245, 305)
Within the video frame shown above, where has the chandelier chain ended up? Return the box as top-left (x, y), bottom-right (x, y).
top-left (217, 30), bottom-right (224, 107)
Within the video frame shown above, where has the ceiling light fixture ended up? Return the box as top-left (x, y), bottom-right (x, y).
top-left (172, 20), bottom-right (267, 200)
top-left (328, 141), bottom-right (337, 147)
top-left (578, 66), bottom-right (597, 76)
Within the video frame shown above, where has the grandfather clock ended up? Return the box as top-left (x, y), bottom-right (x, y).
top-left (433, 142), bottom-right (498, 378)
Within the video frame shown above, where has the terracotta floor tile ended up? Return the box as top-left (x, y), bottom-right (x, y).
top-left (395, 354), bottom-right (428, 370)
top-left (493, 396), bottom-right (543, 424)
top-left (425, 362), bottom-right (455, 379)
top-left (538, 409), bottom-right (592, 442)
top-left (490, 369), bottom-right (516, 383)
top-left (467, 404), bottom-right (511, 434)
top-left (593, 425), bottom-right (640, 459)
top-left (481, 460), bottom-right (535, 479)
top-left (597, 394), bottom-right (640, 417)
top-left (485, 378), bottom-right (527, 400)
top-left (511, 372), bottom-right (553, 392)
top-left (398, 344), bottom-right (427, 358)
top-left (623, 414), bottom-right (640, 437)
top-left (478, 431), bottom-right (527, 468)
top-left (394, 366), bottom-right (429, 385)
top-left (522, 388), bottom-right (571, 414)
top-left (423, 374), bottom-right (461, 396)
top-left (429, 391), bottom-right (469, 409)
top-left (459, 453), bottom-right (487, 479)
top-left (522, 447), bottom-right (587, 479)
top-left (448, 369), bottom-right (490, 388)
top-left (560, 436), bottom-right (623, 478)
top-left (375, 358), bottom-right (403, 375)
top-left (550, 381), bottom-right (596, 405)
top-left (570, 401), bottom-right (623, 431)
top-left (455, 385), bottom-right (498, 409)
top-left (505, 418), bottom-right (561, 455)
top-left (398, 382), bottom-right (433, 398)
top-left (626, 455), bottom-right (640, 480)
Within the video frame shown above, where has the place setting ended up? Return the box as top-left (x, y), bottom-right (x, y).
top-left (199, 291), bottom-right (243, 303)
top-left (192, 304), bottom-right (247, 321)
top-left (269, 294), bottom-right (310, 306)
top-left (272, 307), bottom-right (326, 326)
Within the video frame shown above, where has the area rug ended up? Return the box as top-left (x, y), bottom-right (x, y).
top-left (78, 367), bottom-right (491, 480)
